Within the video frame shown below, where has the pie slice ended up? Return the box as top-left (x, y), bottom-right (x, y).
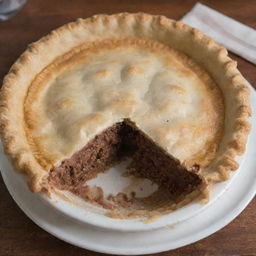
top-left (0, 13), bottom-right (251, 218)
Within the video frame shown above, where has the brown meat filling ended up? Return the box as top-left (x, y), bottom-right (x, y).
top-left (49, 120), bottom-right (202, 204)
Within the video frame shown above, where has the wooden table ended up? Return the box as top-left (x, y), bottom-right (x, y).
top-left (0, 0), bottom-right (255, 255)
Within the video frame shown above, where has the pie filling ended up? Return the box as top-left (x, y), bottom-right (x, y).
top-left (49, 120), bottom-right (203, 210)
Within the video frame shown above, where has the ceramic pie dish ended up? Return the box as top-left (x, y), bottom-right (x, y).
top-left (0, 13), bottom-right (251, 222)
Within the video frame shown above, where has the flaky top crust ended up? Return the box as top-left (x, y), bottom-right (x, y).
top-left (25, 38), bottom-right (223, 173)
top-left (0, 13), bottom-right (251, 193)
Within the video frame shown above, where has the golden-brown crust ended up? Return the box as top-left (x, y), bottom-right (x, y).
top-left (0, 13), bottom-right (251, 200)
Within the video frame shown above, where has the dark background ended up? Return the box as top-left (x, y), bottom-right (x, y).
top-left (0, 0), bottom-right (255, 255)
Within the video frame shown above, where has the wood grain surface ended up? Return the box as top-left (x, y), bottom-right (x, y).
top-left (0, 0), bottom-right (255, 255)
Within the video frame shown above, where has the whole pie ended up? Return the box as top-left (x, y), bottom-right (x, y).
top-left (0, 13), bottom-right (251, 218)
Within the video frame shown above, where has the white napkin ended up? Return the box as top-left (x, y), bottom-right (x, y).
top-left (181, 3), bottom-right (256, 65)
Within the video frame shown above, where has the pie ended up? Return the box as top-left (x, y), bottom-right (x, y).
top-left (0, 13), bottom-right (251, 218)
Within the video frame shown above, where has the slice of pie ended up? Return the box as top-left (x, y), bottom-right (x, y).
top-left (0, 13), bottom-right (251, 218)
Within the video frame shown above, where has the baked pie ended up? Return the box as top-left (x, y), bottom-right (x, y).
top-left (0, 13), bottom-right (251, 218)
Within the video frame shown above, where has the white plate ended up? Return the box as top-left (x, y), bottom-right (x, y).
top-left (1, 84), bottom-right (255, 254)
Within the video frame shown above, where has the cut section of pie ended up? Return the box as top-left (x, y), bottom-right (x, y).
top-left (49, 120), bottom-right (203, 211)
top-left (0, 13), bottom-right (251, 218)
